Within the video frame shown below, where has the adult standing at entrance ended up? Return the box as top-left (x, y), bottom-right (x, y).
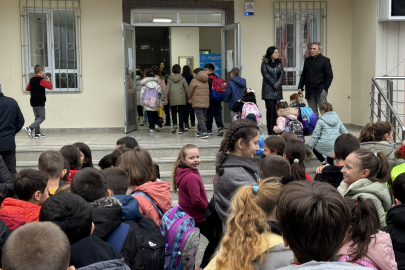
top-left (261, 46), bottom-right (285, 135)
top-left (298, 42), bottom-right (334, 117)
top-left (0, 84), bottom-right (25, 175)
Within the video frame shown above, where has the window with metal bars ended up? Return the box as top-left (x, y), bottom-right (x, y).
top-left (274, 1), bottom-right (327, 88)
top-left (20, 0), bottom-right (81, 92)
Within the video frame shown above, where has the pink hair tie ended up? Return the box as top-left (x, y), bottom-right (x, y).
top-left (247, 88), bottom-right (256, 93)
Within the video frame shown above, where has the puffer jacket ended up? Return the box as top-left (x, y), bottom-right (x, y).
top-left (338, 178), bottom-right (392, 227)
top-left (188, 72), bottom-right (209, 109)
top-left (360, 141), bottom-right (405, 169)
top-left (214, 152), bottom-right (259, 225)
top-left (160, 74), bottom-right (189, 106)
top-left (131, 181), bottom-right (172, 226)
top-left (337, 231), bottom-right (397, 270)
top-left (383, 204), bottom-right (405, 269)
top-left (261, 57), bottom-right (285, 101)
top-left (140, 77), bottom-right (162, 111)
top-left (136, 75), bottom-right (142, 106)
top-left (308, 111), bottom-right (348, 157)
top-left (224, 77), bottom-right (246, 110)
top-left (0, 198), bottom-right (40, 223)
top-left (273, 107), bottom-right (300, 134)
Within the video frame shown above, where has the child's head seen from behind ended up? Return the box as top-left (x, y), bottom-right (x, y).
top-left (276, 100), bottom-right (289, 111)
top-left (259, 155), bottom-right (290, 180)
top-left (172, 64), bottom-right (181, 74)
top-left (284, 140), bottom-right (307, 181)
top-left (102, 167), bottom-right (129, 196)
top-left (280, 131), bottom-right (297, 142)
top-left (70, 167), bottom-right (108, 202)
top-left (146, 70), bottom-right (155, 78)
top-left (393, 173), bottom-right (405, 205)
top-left (172, 144), bottom-right (200, 194)
top-left (263, 135), bottom-right (285, 156)
top-left (277, 181), bottom-right (351, 263)
top-left (60, 145), bottom-right (82, 170)
top-left (358, 121), bottom-right (393, 143)
top-left (38, 150), bottom-right (65, 180)
top-left (14, 169), bottom-right (48, 205)
top-left (334, 134), bottom-right (360, 162)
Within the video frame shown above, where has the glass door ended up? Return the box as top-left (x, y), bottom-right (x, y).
top-left (123, 23), bottom-right (137, 133)
top-left (221, 23), bottom-right (241, 127)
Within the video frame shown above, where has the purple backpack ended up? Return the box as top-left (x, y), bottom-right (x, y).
top-left (160, 206), bottom-right (200, 270)
top-left (142, 87), bottom-right (159, 108)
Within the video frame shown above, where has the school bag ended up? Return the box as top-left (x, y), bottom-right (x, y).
top-left (160, 206), bottom-right (200, 270)
top-left (106, 222), bottom-right (130, 253)
top-left (284, 117), bottom-right (305, 142)
top-left (241, 102), bottom-right (262, 125)
top-left (209, 75), bottom-right (227, 102)
top-left (142, 87), bottom-right (159, 108)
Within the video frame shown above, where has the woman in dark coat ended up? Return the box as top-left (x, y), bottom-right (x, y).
top-left (261, 46), bottom-right (285, 135)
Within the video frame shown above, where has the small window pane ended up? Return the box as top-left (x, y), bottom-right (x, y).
top-left (28, 12), bottom-right (49, 67)
top-left (55, 73), bottom-right (77, 89)
top-left (179, 13), bottom-right (222, 23)
top-left (53, 10), bottom-right (77, 69)
top-left (132, 13), bottom-right (177, 24)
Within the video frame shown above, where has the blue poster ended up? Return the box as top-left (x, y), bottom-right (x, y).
top-left (200, 54), bottom-right (221, 78)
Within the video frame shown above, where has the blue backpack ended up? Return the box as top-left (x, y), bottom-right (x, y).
top-left (160, 206), bottom-right (200, 270)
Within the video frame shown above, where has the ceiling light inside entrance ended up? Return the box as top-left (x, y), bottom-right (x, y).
top-left (153, 18), bottom-right (172, 23)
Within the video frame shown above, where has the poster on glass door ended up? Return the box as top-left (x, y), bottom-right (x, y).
top-left (200, 54), bottom-right (221, 78)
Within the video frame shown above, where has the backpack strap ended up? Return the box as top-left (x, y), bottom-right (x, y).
top-left (167, 206), bottom-right (180, 220)
top-left (132, 191), bottom-right (164, 217)
top-left (106, 222), bottom-right (130, 253)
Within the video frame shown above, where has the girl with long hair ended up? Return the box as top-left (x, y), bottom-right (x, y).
top-left (284, 140), bottom-right (312, 181)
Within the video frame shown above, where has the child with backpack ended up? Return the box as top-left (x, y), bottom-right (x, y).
top-left (224, 67), bottom-right (246, 120)
top-left (160, 64), bottom-right (189, 134)
top-left (141, 70), bottom-right (162, 133)
top-left (337, 197), bottom-right (397, 270)
top-left (205, 181), bottom-right (293, 270)
top-left (289, 93), bottom-right (318, 136)
top-left (339, 148), bottom-right (392, 227)
top-left (284, 140), bottom-right (312, 181)
top-left (273, 100), bottom-right (304, 142)
top-left (308, 102), bottom-right (348, 166)
top-left (231, 88), bottom-right (262, 125)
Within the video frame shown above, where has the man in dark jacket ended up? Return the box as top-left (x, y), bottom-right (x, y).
top-left (224, 67), bottom-right (246, 120)
top-left (298, 42), bottom-right (333, 117)
top-left (70, 168), bottom-right (144, 270)
top-left (0, 84), bottom-right (25, 176)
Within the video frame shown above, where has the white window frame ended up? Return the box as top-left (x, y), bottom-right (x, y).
top-left (24, 7), bottom-right (81, 92)
top-left (131, 8), bottom-right (226, 27)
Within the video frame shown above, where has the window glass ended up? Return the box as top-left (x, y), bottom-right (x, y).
top-left (53, 10), bottom-right (77, 69)
top-left (179, 13), bottom-right (222, 23)
top-left (28, 12), bottom-right (49, 67)
top-left (133, 13), bottom-right (177, 24)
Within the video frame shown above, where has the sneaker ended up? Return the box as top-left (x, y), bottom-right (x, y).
top-left (217, 127), bottom-right (224, 136)
top-left (178, 128), bottom-right (185, 134)
top-left (24, 127), bottom-right (33, 139)
top-left (158, 118), bottom-right (163, 128)
top-left (206, 130), bottom-right (213, 135)
top-left (196, 131), bottom-right (202, 137)
top-left (200, 132), bottom-right (209, 139)
top-left (321, 161), bottom-right (329, 166)
top-left (171, 125), bottom-right (177, 133)
top-left (155, 124), bottom-right (161, 131)
top-left (34, 134), bottom-right (41, 139)
top-left (150, 129), bottom-right (155, 133)
top-left (185, 124), bottom-right (190, 131)
top-left (37, 133), bottom-right (46, 138)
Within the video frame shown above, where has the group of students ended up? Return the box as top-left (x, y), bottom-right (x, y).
top-left (2, 119), bottom-right (405, 269)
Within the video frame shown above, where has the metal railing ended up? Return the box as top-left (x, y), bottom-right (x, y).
top-left (370, 76), bottom-right (405, 143)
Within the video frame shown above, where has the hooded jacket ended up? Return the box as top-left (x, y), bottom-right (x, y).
top-left (70, 236), bottom-right (130, 270)
top-left (0, 198), bottom-right (40, 224)
top-left (90, 197), bottom-right (143, 270)
top-left (224, 77), bottom-right (246, 110)
top-left (360, 141), bottom-right (405, 169)
top-left (261, 57), bottom-right (285, 101)
top-left (160, 74), bottom-right (189, 106)
top-left (273, 107), bottom-right (300, 134)
top-left (188, 72), bottom-right (210, 109)
top-left (140, 77), bottom-right (162, 112)
top-left (308, 111), bottom-right (348, 157)
top-left (336, 231), bottom-right (397, 270)
top-left (132, 181), bottom-right (172, 226)
top-left (0, 92), bottom-right (24, 152)
top-left (383, 204), bottom-right (405, 268)
top-left (214, 153), bottom-right (259, 224)
top-left (175, 167), bottom-right (209, 223)
top-left (338, 178), bottom-right (392, 227)
top-left (231, 92), bottom-right (257, 113)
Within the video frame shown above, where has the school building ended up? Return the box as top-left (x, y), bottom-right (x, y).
top-left (0, 0), bottom-right (404, 132)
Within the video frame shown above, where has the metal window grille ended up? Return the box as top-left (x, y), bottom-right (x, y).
top-left (20, 0), bottom-right (82, 92)
top-left (274, 1), bottom-right (327, 88)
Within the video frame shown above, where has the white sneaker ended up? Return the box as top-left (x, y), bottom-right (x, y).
top-left (150, 129), bottom-right (154, 133)
top-left (155, 124), bottom-right (161, 130)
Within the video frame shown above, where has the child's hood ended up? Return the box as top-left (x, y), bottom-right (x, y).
top-left (113, 194), bottom-right (140, 220)
top-left (168, 74), bottom-right (184, 83)
top-left (387, 204), bottom-right (405, 227)
top-left (175, 167), bottom-right (199, 187)
top-left (133, 181), bottom-right (172, 212)
top-left (320, 111), bottom-right (340, 126)
top-left (337, 231), bottom-right (397, 270)
top-left (277, 107), bottom-right (299, 118)
top-left (230, 77), bottom-right (246, 88)
top-left (241, 92), bottom-right (257, 103)
top-left (140, 76), bottom-right (158, 88)
top-left (195, 71), bottom-right (208, 83)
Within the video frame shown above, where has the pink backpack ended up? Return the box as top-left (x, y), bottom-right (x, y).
top-left (235, 102), bottom-right (262, 125)
top-left (142, 87), bottom-right (159, 108)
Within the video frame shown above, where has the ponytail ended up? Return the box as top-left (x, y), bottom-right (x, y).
top-left (284, 140), bottom-right (307, 180)
top-left (345, 197), bottom-right (380, 261)
top-left (358, 121), bottom-right (392, 143)
top-left (216, 119), bottom-right (260, 176)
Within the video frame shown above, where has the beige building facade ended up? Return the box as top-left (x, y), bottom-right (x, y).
top-left (0, 0), bottom-right (401, 130)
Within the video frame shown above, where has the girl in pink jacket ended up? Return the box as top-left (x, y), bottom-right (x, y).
top-left (273, 101), bottom-right (300, 134)
top-left (337, 197), bottom-right (397, 270)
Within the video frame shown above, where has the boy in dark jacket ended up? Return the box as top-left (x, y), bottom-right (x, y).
top-left (70, 167), bottom-right (143, 270)
top-left (383, 174), bottom-right (405, 269)
top-left (39, 193), bottom-right (130, 270)
top-left (24, 64), bottom-right (53, 139)
top-left (224, 67), bottom-right (246, 120)
top-left (314, 134), bottom-right (359, 188)
top-left (204, 63), bottom-right (224, 136)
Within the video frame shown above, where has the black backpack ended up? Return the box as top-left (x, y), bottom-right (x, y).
top-left (124, 214), bottom-right (165, 270)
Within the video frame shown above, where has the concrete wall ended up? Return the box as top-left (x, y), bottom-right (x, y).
top-left (199, 27), bottom-right (221, 54)
top-left (351, 0), bottom-right (378, 126)
top-left (170, 27), bottom-right (200, 72)
top-left (233, 0), bottom-right (354, 124)
top-left (0, 0), bottom-right (124, 129)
